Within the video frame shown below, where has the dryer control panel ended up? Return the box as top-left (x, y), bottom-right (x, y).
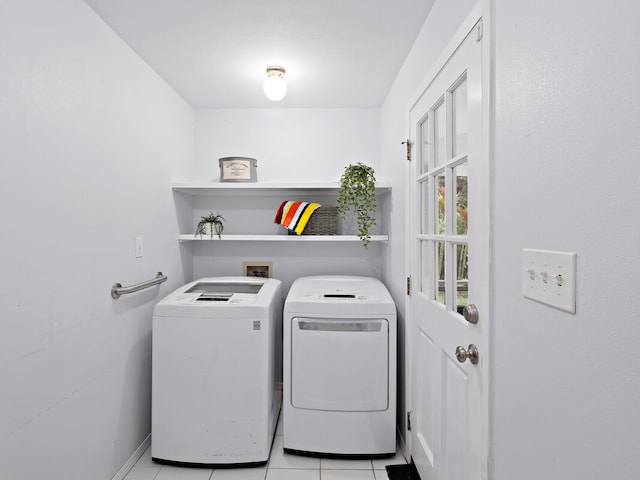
top-left (298, 293), bottom-right (381, 302)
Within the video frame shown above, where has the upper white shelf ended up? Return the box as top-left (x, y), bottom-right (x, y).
top-left (171, 181), bottom-right (392, 196)
top-left (178, 234), bottom-right (388, 243)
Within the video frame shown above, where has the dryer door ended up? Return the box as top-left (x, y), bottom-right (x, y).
top-left (291, 317), bottom-right (389, 412)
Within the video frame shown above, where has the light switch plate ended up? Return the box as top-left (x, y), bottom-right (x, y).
top-left (522, 249), bottom-right (576, 313)
top-left (135, 237), bottom-right (144, 258)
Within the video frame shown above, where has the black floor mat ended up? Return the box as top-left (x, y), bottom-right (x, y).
top-left (385, 463), bottom-right (420, 480)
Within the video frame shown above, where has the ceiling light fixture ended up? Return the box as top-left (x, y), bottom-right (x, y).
top-left (263, 66), bottom-right (287, 101)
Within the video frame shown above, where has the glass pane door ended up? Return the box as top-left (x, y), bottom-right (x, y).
top-left (418, 76), bottom-right (469, 314)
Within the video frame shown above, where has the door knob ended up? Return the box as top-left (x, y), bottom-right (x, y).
top-left (455, 344), bottom-right (479, 365)
top-left (462, 304), bottom-right (479, 324)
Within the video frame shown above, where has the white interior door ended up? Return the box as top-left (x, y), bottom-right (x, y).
top-left (408, 17), bottom-right (489, 480)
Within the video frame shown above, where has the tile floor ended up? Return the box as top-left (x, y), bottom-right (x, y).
top-left (123, 415), bottom-right (406, 480)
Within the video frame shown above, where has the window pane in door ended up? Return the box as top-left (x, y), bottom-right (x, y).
top-left (421, 180), bottom-right (429, 234)
top-left (455, 243), bottom-right (469, 314)
top-left (433, 101), bottom-right (446, 167)
top-left (421, 240), bottom-right (431, 296)
top-left (454, 163), bottom-right (468, 235)
top-left (435, 173), bottom-right (445, 235)
top-left (420, 118), bottom-right (430, 174)
top-left (452, 78), bottom-right (468, 157)
top-left (435, 241), bottom-right (445, 305)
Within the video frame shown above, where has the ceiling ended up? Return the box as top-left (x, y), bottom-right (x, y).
top-left (83, 0), bottom-right (434, 108)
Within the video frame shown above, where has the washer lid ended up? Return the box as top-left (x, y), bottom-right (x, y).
top-left (174, 281), bottom-right (264, 304)
top-left (186, 281), bottom-right (263, 294)
top-left (184, 281), bottom-right (263, 302)
top-left (153, 277), bottom-right (281, 317)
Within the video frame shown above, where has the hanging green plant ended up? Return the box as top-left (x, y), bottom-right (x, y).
top-left (195, 211), bottom-right (225, 239)
top-left (337, 163), bottom-right (377, 249)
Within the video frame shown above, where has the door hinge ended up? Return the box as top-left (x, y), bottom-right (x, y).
top-left (401, 139), bottom-right (412, 161)
top-left (406, 276), bottom-right (411, 296)
top-left (476, 19), bottom-right (484, 42)
top-left (407, 411), bottom-right (412, 431)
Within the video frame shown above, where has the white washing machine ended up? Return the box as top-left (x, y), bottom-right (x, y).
top-left (152, 277), bottom-right (282, 466)
top-left (283, 275), bottom-right (397, 457)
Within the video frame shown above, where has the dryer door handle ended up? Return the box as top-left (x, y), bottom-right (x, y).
top-left (296, 319), bottom-right (384, 332)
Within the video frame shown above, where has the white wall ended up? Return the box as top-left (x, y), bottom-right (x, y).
top-left (190, 108), bottom-right (384, 293)
top-left (193, 108), bottom-right (380, 182)
top-left (0, 1), bottom-right (193, 479)
top-left (491, 1), bottom-right (640, 478)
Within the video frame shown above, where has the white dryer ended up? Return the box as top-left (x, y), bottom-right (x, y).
top-left (283, 275), bottom-right (396, 457)
top-left (152, 277), bottom-right (282, 466)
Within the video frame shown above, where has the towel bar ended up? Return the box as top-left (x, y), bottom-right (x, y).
top-left (111, 272), bottom-right (167, 299)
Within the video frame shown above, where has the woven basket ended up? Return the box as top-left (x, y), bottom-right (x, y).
top-left (290, 206), bottom-right (338, 235)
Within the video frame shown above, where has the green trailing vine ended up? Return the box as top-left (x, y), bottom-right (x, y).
top-left (195, 211), bottom-right (225, 239)
top-left (337, 163), bottom-right (377, 249)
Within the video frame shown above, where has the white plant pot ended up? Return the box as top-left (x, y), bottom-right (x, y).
top-left (203, 222), bottom-right (223, 238)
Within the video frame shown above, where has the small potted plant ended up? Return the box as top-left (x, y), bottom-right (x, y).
top-left (195, 211), bottom-right (225, 239)
top-left (337, 163), bottom-right (377, 249)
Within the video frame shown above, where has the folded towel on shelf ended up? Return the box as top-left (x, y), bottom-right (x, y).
top-left (274, 200), bottom-right (321, 235)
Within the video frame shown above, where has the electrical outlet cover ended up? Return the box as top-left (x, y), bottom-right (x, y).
top-left (135, 237), bottom-right (144, 258)
top-left (522, 249), bottom-right (576, 313)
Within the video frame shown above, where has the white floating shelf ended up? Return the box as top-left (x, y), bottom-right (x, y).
top-left (179, 234), bottom-right (388, 243)
top-left (172, 181), bottom-right (392, 196)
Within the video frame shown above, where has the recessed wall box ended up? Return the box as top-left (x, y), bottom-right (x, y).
top-left (243, 261), bottom-right (272, 278)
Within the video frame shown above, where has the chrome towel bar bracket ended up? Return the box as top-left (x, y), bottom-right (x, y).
top-left (111, 272), bottom-right (168, 299)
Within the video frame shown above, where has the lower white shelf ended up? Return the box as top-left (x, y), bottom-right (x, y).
top-left (179, 234), bottom-right (388, 242)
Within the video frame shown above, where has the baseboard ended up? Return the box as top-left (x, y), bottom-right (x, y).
top-left (111, 434), bottom-right (151, 480)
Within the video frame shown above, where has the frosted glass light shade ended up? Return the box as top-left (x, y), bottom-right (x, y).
top-left (263, 66), bottom-right (287, 101)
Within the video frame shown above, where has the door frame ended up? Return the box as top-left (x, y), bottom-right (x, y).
top-left (403, 2), bottom-right (493, 476)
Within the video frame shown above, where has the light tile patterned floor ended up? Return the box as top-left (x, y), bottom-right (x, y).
top-left (123, 416), bottom-right (406, 480)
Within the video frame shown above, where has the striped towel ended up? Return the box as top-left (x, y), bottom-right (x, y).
top-left (274, 200), bottom-right (321, 235)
